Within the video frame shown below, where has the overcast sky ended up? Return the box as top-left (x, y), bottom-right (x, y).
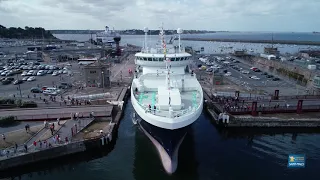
top-left (0, 0), bottom-right (319, 32)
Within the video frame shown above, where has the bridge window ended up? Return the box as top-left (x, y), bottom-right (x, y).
top-left (172, 58), bottom-right (176, 61)
top-left (143, 57), bottom-right (147, 61)
top-left (90, 71), bottom-right (96, 74)
top-left (154, 58), bottom-right (158, 61)
top-left (159, 58), bottom-right (164, 61)
top-left (148, 58), bottom-right (152, 61)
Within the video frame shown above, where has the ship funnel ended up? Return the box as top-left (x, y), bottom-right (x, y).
top-left (105, 26), bottom-right (109, 32)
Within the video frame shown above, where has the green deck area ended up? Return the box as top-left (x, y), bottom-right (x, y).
top-left (192, 92), bottom-right (197, 108)
top-left (138, 92), bottom-right (157, 107)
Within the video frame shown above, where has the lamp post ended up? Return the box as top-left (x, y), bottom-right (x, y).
top-left (16, 74), bottom-right (22, 98)
top-left (102, 71), bottom-right (105, 92)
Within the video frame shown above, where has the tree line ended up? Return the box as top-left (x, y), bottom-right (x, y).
top-left (0, 25), bottom-right (56, 39)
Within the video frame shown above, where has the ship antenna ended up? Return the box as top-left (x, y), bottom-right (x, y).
top-left (177, 28), bottom-right (183, 52)
top-left (144, 27), bottom-right (149, 52)
top-left (161, 24), bottom-right (171, 91)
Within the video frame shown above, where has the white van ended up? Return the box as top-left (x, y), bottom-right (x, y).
top-left (43, 87), bottom-right (60, 95)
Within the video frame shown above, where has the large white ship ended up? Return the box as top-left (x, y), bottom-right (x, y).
top-left (95, 26), bottom-right (120, 44)
top-left (131, 26), bottom-right (203, 174)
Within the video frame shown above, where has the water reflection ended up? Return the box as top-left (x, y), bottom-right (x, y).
top-left (133, 124), bottom-right (198, 180)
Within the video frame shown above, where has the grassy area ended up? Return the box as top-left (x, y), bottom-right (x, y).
top-left (0, 125), bottom-right (43, 149)
top-left (73, 121), bottom-right (110, 140)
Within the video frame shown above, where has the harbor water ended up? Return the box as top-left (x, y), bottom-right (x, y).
top-left (6, 33), bottom-right (320, 179)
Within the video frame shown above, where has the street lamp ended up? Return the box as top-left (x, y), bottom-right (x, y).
top-left (16, 74), bottom-right (22, 98)
top-left (102, 71), bottom-right (105, 92)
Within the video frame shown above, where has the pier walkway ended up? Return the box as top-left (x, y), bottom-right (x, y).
top-left (0, 105), bottom-right (113, 121)
top-left (204, 89), bottom-right (320, 116)
top-left (0, 118), bottom-right (94, 160)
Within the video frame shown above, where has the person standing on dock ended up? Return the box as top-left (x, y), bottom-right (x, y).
top-left (2, 134), bottom-right (5, 141)
top-left (57, 118), bottom-right (60, 126)
top-left (14, 142), bottom-right (18, 153)
top-left (24, 143), bottom-right (28, 152)
top-left (44, 140), bottom-right (47, 148)
top-left (39, 140), bottom-right (42, 149)
top-left (52, 136), bottom-right (56, 144)
top-left (33, 141), bottom-right (37, 150)
top-left (26, 124), bottom-right (30, 132)
top-left (50, 124), bottom-right (54, 135)
top-left (44, 120), bottom-right (48, 128)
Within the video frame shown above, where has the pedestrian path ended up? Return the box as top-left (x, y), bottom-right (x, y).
top-left (0, 106), bottom-right (113, 121)
top-left (0, 118), bottom-right (94, 160)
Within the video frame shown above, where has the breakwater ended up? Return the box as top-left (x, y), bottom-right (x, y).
top-left (181, 38), bottom-right (320, 46)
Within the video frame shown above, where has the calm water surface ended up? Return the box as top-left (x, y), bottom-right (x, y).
top-left (54, 33), bottom-right (320, 55)
top-left (17, 100), bottom-right (320, 180)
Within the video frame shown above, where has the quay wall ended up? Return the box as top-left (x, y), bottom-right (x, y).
top-left (203, 87), bottom-right (320, 128)
top-left (0, 87), bottom-right (130, 173)
top-left (250, 56), bottom-right (319, 87)
top-left (181, 38), bottom-right (320, 46)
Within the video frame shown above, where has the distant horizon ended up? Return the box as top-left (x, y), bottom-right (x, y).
top-left (49, 29), bottom-right (319, 34)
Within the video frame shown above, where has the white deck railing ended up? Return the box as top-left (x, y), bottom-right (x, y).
top-left (141, 47), bottom-right (186, 54)
top-left (133, 88), bottom-right (203, 119)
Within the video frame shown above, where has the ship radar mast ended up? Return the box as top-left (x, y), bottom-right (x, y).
top-left (144, 27), bottom-right (149, 51)
top-left (177, 28), bottom-right (183, 52)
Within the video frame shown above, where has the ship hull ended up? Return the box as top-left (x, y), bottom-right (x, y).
top-left (136, 114), bottom-right (190, 174)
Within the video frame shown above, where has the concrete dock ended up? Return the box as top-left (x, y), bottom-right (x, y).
top-left (203, 89), bottom-right (320, 128)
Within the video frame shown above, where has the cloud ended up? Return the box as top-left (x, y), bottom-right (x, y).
top-left (0, 0), bottom-right (319, 32)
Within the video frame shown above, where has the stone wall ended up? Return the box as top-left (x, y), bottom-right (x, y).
top-left (0, 141), bottom-right (86, 170)
top-left (251, 57), bottom-right (319, 87)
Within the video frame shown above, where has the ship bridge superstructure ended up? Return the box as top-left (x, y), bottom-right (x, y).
top-left (131, 26), bottom-right (203, 130)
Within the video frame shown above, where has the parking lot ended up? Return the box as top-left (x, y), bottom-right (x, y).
top-left (195, 54), bottom-right (306, 95)
top-left (0, 61), bottom-right (79, 98)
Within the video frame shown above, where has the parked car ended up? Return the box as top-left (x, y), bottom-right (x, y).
top-left (5, 77), bottom-right (14, 81)
top-left (52, 71), bottom-right (58, 76)
top-left (250, 76), bottom-right (260, 80)
top-left (58, 82), bottom-right (72, 89)
top-left (262, 72), bottom-right (268, 75)
top-left (241, 70), bottom-right (250, 74)
top-left (273, 77), bottom-right (280, 81)
top-left (2, 80), bottom-right (11, 85)
top-left (224, 72), bottom-right (232, 76)
top-left (30, 87), bottom-right (42, 93)
top-left (22, 76), bottom-right (29, 81)
top-left (13, 80), bottom-right (23, 85)
top-left (27, 76), bottom-right (36, 81)
top-left (37, 70), bottom-right (45, 76)
top-left (266, 75), bottom-right (274, 78)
